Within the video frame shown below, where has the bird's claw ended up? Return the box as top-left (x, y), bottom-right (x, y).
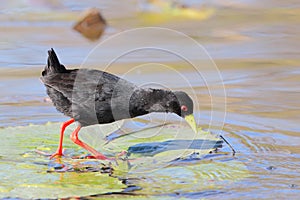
top-left (49, 149), bottom-right (64, 159)
top-left (35, 149), bottom-right (64, 159)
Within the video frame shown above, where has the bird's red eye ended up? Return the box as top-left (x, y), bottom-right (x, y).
top-left (181, 105), bottom-right (188, 112)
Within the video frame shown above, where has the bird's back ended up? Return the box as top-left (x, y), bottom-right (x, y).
top-left (41, 49), bottom-right (138, 126)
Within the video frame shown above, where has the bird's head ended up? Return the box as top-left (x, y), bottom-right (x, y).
top-left (172, 91), bottom-right (197, 133)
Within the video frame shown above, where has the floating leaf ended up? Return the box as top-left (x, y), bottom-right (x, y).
top-left (0, 120), bottom-right (248, 199)
top-left (0, 123), bottom-right (124, 199)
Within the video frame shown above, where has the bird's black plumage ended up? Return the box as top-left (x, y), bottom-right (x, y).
top-left (41, 48), bottom-right (194, 127)
top-left (41, 48), bottom-right (196, 160)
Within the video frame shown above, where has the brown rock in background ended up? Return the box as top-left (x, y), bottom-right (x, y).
top-left (73, 8), bottom-right (107, 41)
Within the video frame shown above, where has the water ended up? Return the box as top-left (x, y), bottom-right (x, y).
top-left (0, 0), bottom-right (299, 199)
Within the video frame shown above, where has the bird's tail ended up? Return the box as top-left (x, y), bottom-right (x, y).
top-left (42, 48), bottom-right (67, 76)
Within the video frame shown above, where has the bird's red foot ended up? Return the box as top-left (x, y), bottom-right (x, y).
top-left (49, 150), bottom-right (64, 159)
top-left (35, 149), bottom-right (64, 159)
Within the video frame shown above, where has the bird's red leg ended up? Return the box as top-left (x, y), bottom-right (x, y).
top-left (70, 125), bottom-right (111, 160)
top-left (50, 118), bottom-right (75, 159)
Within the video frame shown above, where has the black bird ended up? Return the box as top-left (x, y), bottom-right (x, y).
top-left (41, 48), bottom-right (197, 160)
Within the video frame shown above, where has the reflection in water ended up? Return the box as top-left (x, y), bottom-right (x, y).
top-left (0, 0), bottom-right (299, 199)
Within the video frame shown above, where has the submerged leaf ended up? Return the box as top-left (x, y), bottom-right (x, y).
top-left (127, 160), bottom-right (249, 195)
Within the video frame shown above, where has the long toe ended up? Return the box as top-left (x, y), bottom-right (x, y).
top-left (50, 152), bottom-right (64, 159)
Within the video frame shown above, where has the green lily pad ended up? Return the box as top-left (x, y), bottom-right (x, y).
top-left (0, 123), bottom-right (125, 199)
top-left (0, 120), bottom-right (249, 199)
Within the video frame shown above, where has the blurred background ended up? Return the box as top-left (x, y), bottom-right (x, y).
top-left (0, 0), bottom-right (299, 199)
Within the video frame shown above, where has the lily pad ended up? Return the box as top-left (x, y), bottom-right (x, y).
top-left (0, 119), bottom-right (248, 199)
top-left (0, 123), bottom-right (125, 199)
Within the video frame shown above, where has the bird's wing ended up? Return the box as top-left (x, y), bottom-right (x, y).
top-left (41, 70), bottom-right (78, 101)
top-left (41, 69), bottom-right (135, 104)
top-left (42, 68), bottom-right (139, 124)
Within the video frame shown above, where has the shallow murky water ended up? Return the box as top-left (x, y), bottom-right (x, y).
top-left (0, 0), bottom-right (299, 199)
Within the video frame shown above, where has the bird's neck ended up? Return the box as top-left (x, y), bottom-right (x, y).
top-left (129, 88), bottom-right (176, 118)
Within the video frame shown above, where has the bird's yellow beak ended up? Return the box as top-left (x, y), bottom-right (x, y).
top-left (184, 114), bottom-right (197, 133)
